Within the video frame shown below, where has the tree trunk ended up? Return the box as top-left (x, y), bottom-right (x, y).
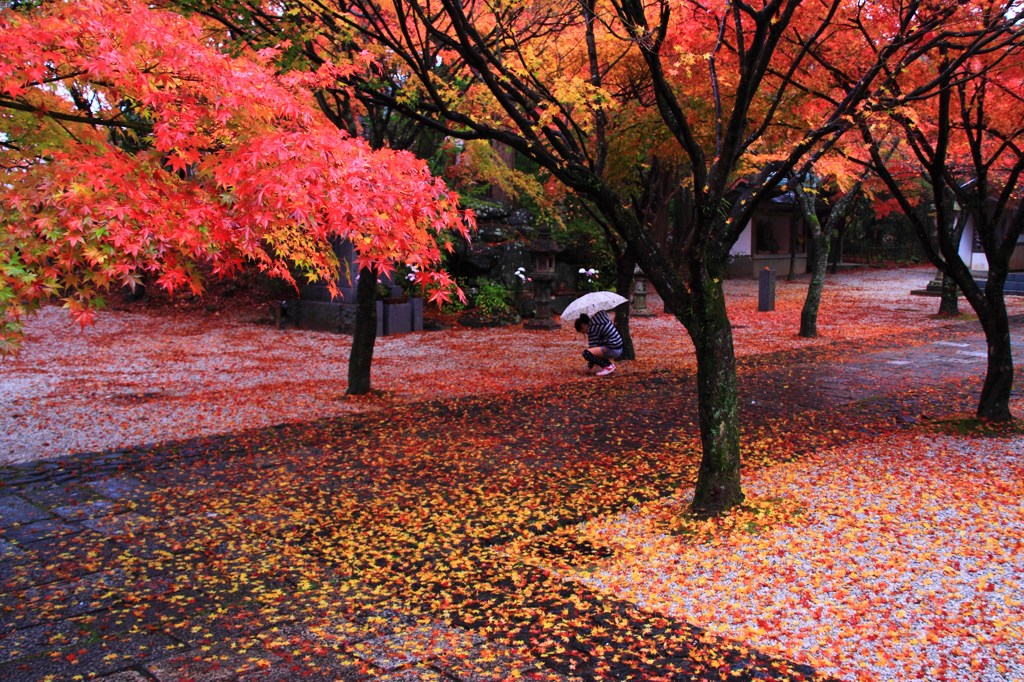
top-left (794, 184), bottom-right (827, 338)
top-left (975, 275), bottom-right (1013, 420)
top-left (613, 252), bottom-right (636, 361)
top-left (829, 222), bottom-right (845, 274)
top-left (795, 180), bottom-right (863, 338)
top-left (800, 228), bottom-right (830, 338)
top-left (946, 257), bottom-right (1014, 421)
top-left (787, 212), bottom-right (798, 282)
top-left (978, 315), bottom-right (1013, 420)
top-left (688, 271), bottom-right (744, 516)
top-left (595, 193), bottom-right (746, 516)
top-left (346, 266), bottom-right (378, 396)
top-left (938, 272), bottom-right (959, 316)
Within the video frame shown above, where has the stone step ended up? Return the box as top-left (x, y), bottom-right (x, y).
top-left (973, 271), bottom-right (1024, 296)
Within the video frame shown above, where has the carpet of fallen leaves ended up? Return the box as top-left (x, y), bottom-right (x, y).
top-left (521, 433), bottom-right (1024, 681)
top-left (0, 266), bottom-right (977, 465)
top-left (2, 266), bottom-right (1024, 681)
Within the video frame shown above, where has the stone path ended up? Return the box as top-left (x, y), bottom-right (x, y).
top-left (0, 315), bottom-right (1019, 682)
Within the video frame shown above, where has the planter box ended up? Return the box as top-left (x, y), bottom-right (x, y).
top-left (275, 298), bottom-right (421, 336)
top-left (383, 301), bottom-right (413, 335)
top-left (410, 297), bottom-right (424, 332)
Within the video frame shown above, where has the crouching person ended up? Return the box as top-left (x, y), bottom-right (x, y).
top-left (574, 311), bottom-right (623, 377)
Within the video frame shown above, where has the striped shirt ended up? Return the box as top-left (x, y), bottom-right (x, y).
top-left (587, 311), bottom-right (623, 351)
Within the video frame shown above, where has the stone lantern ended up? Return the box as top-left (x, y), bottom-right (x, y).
top-left (524, 224), bottom-right (562, 330)
top-left (632, 264), bottom-right (656, 317)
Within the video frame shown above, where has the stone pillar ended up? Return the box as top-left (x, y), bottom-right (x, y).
top-left (758, 266), bottom-right (776, 312)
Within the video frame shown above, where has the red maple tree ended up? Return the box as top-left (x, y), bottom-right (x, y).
top-left (0, 0), bottom-right (473, 354)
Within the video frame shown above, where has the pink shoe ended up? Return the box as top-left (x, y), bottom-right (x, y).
top-left (596, 363), bottom-right (616, 377)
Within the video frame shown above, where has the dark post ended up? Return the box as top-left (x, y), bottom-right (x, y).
top-left (758, 266), bottom-right (776, 312)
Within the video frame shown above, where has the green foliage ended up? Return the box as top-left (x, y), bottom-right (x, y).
top-left (846, 196), bottom-right (918, 248)
top-left (473, 279), bottom-right (513, 316)
top-left (553, 202), bottom-right (614, 274)
top-left (440, 277), bottom-right (470, 314)
top-left (0, 0), bottom-right (44, 10)
top-left (577, 268), bottom-right (603, 293)
top-left (441, 298), bottom-right (467, 315)
top-left (444, 140), bottom-right (542, 203)
top-left (395, 264), bottom-right (421, 297)
top-left (458, 196), bottom-right (507, 217)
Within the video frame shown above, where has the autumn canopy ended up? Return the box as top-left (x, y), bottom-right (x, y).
top-left (4, 0), bottom-right (1024, 521)
top-left (0, 0), bottom-right (474, 353)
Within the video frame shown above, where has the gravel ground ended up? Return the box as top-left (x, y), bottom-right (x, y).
top-left (3, 265), bottom-right (1024, 681)
top-left (553, 433), bottom-right (1024, 681)
top-left (1, 266), bottom-right (958, 465)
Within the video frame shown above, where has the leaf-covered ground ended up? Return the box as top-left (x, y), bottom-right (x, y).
top-left (1, 266), bottom-right (1023, 681)
top-left (0, 267), bottom-right (970, 465)
top-left (522, 432), bottom-right (1024, 681)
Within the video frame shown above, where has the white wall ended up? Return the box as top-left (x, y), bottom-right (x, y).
top-left (732, 222), bottom-right (753, 255)
top-left (960, 217), bottom-right (982, 270)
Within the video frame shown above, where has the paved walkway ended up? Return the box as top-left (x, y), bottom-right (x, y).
top-left (0, 314), bottom-right (1019, 681)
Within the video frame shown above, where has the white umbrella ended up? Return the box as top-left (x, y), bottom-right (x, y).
top-left (559, 291), bottom-right (628, 324)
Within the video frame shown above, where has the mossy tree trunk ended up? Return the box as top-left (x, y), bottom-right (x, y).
top-left (687, 266), bottom-right (744, 515)
top-left (938, 273), bottom-right (959, 316)
top-left (800, 236), bottom-right (830, 338)
top-left (593, 192), bottom-right (746, 516)
top-left (794, 186), bottom-right (830, 338)
top-left (794, 179), bottom-right (863, 338)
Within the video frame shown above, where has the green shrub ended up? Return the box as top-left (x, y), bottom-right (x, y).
top-left (441, 298), bottom-right (467, 315)
top-left (474, 279), bottom-right (513, 316)
top-left (577, 267), bottom-right (603, 293)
